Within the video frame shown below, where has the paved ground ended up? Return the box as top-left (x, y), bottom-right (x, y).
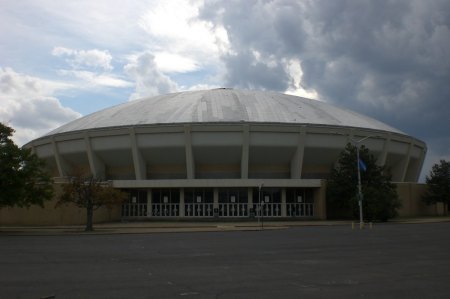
top-left (1, 222), bottom-right (449, 299)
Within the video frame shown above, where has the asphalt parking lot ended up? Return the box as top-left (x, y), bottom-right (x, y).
top-left (1, 222), bottom-right (449, 299)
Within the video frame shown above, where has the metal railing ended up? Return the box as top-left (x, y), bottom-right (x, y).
top-left (256, 203), bottom-right (282, 217)
top-left (286, 203), bottom-right (314, 217)
top-left (152, 203), bottom-right (180, 217)
top-left (122, 202), bottom-right (314, 218)
top-left (122, 203), bottom-right (147, 217)
top-left (218, 203), bottom-right (248, 217)
top-left (185, 203), bottom-right (214, 217)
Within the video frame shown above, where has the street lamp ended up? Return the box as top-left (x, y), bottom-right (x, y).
top-left (351, 135), bottom-right (379, 229)
top-left (331, 132), bottom-right (380, 228)
top-left (258, 183), bottom-right (264, 230)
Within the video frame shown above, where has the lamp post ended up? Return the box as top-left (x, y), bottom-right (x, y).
top-left (351, 135), bottom-right (378, 229)
top-left (331, 131), bottom-right (380, 229)
top-left (258, 183), bottom-right (264, 230)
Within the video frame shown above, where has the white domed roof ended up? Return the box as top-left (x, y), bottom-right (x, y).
top-left (47, 89), bottom-right (403, 135)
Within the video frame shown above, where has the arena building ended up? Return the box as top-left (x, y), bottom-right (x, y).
top-left (13, 88), bottom-right (429, 223)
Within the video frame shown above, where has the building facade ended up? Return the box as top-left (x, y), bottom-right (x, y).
top-left (21, 88), bottom-right (427, 222)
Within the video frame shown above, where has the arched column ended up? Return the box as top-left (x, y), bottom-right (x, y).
top-left (290, 126), bottom-right (305, 179)
top-left (51, 137), bottom-right (70, 177)
top-left (84, 133), bottom-right (105, 179)
top-left (241, 124), bottom-right (250, 179)
top-left (400, 143), bottom-right (413, 182)
top-left (377, 134), bottom-right (391, 167)
top-left (184, 125), bottom-right (195, 179)
top-left (130, 128), bottom-right (146, 180)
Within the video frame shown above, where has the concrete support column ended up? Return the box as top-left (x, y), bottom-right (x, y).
top-left (281, 188), bottom-right (287, 217)
top-left (415, 148), bottom-right (427, 182)
top-left (213, 188), bottom-right (219, 209)
top-left (179, 188), bottom-right (185, 217)
top-left (30, 144), bottom-right (36, 155)
top-left (130, 128), bottom-right (146, 180)
top-left (314, 180), bottom-right (327, 220)
top-left (400, 143), bottom-right (413, 182)
top-left (290, 126), bottom-right (305, 179)
top-left (84, 133), bottom-right (105, 179)
top-left (241, 124), bottom-right (250, 179)
top-left (248, 188), bottom-right (253, 210)
top-left (147, 189), bottom-right (152, 217)
top-left (184, 125), bottom-right (195, 179)
top-left (377, 134), bottom-right (391, 167)
top-left (52, 137), bottom-right (70, 177)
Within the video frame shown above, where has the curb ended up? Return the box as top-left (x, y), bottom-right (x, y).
top-left (1, 217), bottom-right (449, 236)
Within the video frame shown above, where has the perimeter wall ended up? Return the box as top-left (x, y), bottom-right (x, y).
top-left (0, 182), bottom-right (445, 226)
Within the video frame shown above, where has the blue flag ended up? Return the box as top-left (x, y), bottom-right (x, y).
top-left (359, 159), bottom-right (367, 172)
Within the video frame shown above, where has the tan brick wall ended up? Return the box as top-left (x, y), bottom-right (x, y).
top-left (396, 183), bottom-right (446, 217)
top-left (0, 184), bottom-right (121, 226)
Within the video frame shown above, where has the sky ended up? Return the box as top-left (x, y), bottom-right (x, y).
top-left (1, 0), bottom-right (449, 181)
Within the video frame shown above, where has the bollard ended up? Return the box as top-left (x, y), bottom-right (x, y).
top-left (352, 222), bottom-right (355, 230)
top-left (369, 222), bottom-right (373, 229)
top-left (359, 222), bottom-right (364, 230)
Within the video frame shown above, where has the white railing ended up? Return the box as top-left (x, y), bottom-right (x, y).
top-left (122, 203), bottom-right (147, 217)
top-left (122, 202), bottom-right (314, 218)
top-left (286, 203), bottom-right (314, 217)
top-left (152, 203), bottom-right (180, 217)
top-left (256, 203), bottom-right (282, 217)
top-left (218, 203), bottom-right (248, 217)
top-left (185, 203), bottom-right (214, 217)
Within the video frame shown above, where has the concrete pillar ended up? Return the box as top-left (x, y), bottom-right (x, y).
top-left (84, 133), bottom-right (105, 179)
top-left (241, 124), bottom-right (250, 179)
top-left (281, 188), bottom-right (287, 217)
top-left (213, 188), bottom-right (219, 209)
top-left (179, 188), bottom-right (185, 217)
top-left (290, 127), bottom-right (305, 179)
top-left (30, 144), bottom-right (36, 155)
top-left (248, 187), bottom-right (253, 210)
top-left (147, 189), bottom-right (152, 217)
top-left (184, 125), bottom-right (195, 179)
top-left (415, 147), bottom-right (427, 182)
top-left (52, 136), bottom-right (70, 177)
top-left (400, 143), bottom-right (413, 182)
top-left (377, 134), bottom-right (391, 166)
top-left (130, 128), bottom-right (146, 180)
top-left (314, 180), bottom-right (327, 220)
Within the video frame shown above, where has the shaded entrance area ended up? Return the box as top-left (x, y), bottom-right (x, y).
top-left (121, 186), bottom-right (321, 219)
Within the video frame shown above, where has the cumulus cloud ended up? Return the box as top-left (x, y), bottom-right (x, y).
top-left (57, 70), bottom-right (133, 88)
top-left (199, 0), bottom-right (450, 178)
top-left (138, 0), bottom-right (229, 76)
top-left (124, 52), bottom-right (178, 100)
top-left (52, 46), bottom-right (133, 89)
top-left (52, 47), bottom-right (113, 71)
top-left (0, 67), bottom-right (81, 145)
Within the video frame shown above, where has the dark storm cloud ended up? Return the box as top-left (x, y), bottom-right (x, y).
top-left (199, 0), bottom-right (450, 175)
top-left (224, 50), bottom-right (290, 91)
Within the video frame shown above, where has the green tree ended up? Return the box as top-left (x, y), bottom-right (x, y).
top-left (57, 173), bottom-right (127, 231)
top-left (0, 122), bottom-right (53, 208)
top-left (422, 160), bottom-right (450, 214)
top-left (327, 143), bottom-right (400, 221)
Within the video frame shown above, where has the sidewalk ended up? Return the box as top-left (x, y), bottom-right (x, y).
top-left (1, 217), bottom-right (449, 235)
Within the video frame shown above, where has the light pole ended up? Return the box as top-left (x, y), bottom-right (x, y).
top-left (351, 135), bottom-right (378, 229)
top-left (331, 132), bottom-right (380, 229)
top-left (258, 183), bottom-right (264, 230)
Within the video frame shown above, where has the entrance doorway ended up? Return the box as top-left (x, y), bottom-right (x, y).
top-left (184, 188), bottom-right (214, 217)
top-left (218, 188), bottom-right (248, 217)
